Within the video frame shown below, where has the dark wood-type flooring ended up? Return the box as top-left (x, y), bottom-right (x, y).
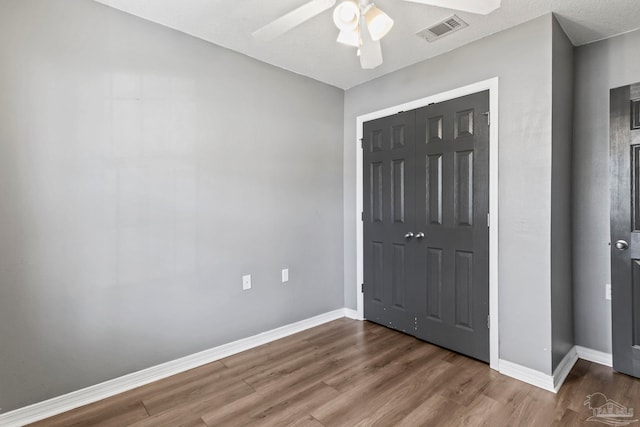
top-left (30, 318), bottom-right (640, 426)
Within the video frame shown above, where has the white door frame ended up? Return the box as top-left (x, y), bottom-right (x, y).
top-left (354, 77), bottom-right (500, 370)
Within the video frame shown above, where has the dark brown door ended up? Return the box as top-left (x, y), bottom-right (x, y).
top-left (363, 91), bottom-right (490, 362)
top-left (610, 84), bottom-right (640, 378)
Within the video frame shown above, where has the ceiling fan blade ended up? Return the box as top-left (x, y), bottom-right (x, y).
top-left (401, 0), bottom-right (500, 15)
top-left (253, 0), bottom-right (337, 41)
top-left (359, 19), bottom-right (383, 69)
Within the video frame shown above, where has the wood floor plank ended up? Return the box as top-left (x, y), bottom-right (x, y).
top-left (393, 393), bottom-right (461, 427)
top-left (250, 329), bottom-right (398, 398)
top-left (215, 321), bottom-right (379, 388)
top-left (248, 347), bottom-right (362, 403)
top-left (310, 341), bottom-right (444, 425)
top-left (27, 400), bottom-right (149, 427)
top-left (131, 381), bottom-right (255, 427)
top-left (28, 362), bottom-right (229, 427)
top-left (201, 381), bottom-right (336, 427)
top-left (481, 368), bottom-right (532, 409)
top-left (219, 330), bottom-right (324, 370)
top-left (219, 318), bottom-right (363, 371)
top-left (124, 361), bottom-right (229, 400)
top-left (550, 408), bottom-right (583, 427)
top-left (200, 392), bottom-right (266, 426)
top-left (30, 319), bottom-right (640, 427)
top-left (348, 359), bottom-right (457, 427)
top-left (202, 345), bottom-right (368, 427)
top-left (437, 363), bottom-right (492, 407)
top-left (141, 368), bottom-right (245, 415)
top-left (445, 393), bottom-right (503, 427)
top-left (242, 328), bottom-right (375, 391)
top-left (502, 390), bottom-right (558, 427)
top-left (624, 371), bottom-right (640, 402)
top-left (242, 382), bottom-right (338, 427)
top-left (321, 335), bottom-right (436, 392)
top-left (286, 415), bottom-right (326, 427)
top-left (575, 361), bottom-right (631, 402)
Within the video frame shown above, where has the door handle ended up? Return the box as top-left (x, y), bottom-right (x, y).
top-left (615, 240), bottom-right (629, 251)
top-left (415, 232), bottom-right (425, 239)
top-left (404, 232), bottom-right (414, 239)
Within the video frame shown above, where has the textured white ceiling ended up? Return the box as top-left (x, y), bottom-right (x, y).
top-left (93, 0), bottom-right (640, 89)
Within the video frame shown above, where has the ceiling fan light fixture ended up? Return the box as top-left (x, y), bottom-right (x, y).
top-left (364, 4), bottom-right (394, 41)
top-left (333, 1), bottom-right (360, 31)
top-left (337, 28), bottom-right (361, 47)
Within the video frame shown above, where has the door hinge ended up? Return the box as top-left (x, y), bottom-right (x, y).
top-left (483, 111), bottom-right (490, 126)
top-left (361, 211), bottom-right (364, 221)
top-left (487, 314), bottom-right (490, 329)
top-left (487, 212), bottom-right (490, 228)
top-left (360, 139), bottom-right (364, 149)
top-left (361, 283), bottom-right (364, 293)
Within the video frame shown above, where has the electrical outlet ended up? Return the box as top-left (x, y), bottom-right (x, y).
top-left (605, 283), bottom-right (611, 300)
top-left (282, 268), bottom-right (289, 283)
top-left (242, 274), bottom-right (251, 290)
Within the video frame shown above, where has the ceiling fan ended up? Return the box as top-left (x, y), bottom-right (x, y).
top-left (252, 0), bottom-right (501, 70)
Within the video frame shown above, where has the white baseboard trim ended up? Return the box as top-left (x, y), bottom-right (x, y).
top-left (552, 346), bottom-right (579, 392)
top-left (499, 346), bottom-right (585, 394)
top-left (498, 359), bottom-right (555, 393)
top-left (344, 308), bottom-right (361, 320)
top-left (0, 308), bottom-right (348, 427)
top-left (576, 345), bottom-right (613, 367)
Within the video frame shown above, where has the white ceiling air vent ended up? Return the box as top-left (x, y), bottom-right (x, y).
top-left (416, 14), bottom-right (468, 42)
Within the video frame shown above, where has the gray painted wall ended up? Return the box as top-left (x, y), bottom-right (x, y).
top-left (550, 17), bottom-right (575, 371)
top-left (573, 28), bottom-right (640, 354)
top-left (0, 0), bottom-right (344, 412)
top-left (344, 15), bottom-right (556, 374)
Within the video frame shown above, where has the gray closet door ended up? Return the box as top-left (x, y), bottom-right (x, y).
top-left (413, 91), bottom-right (490, 362)
top-left (363, 91), bottom-right (490, 362)
top-left (363, 110), bottom-right (416, 333)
